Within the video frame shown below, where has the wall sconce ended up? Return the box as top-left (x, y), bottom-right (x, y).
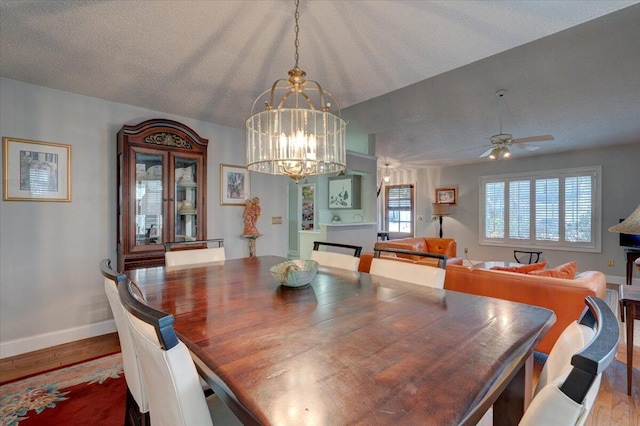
top-left (377, 163), bottom-right (391, 197)
top-left (432, 203), bottom-right (450, 238)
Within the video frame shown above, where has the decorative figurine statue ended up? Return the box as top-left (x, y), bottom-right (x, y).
top-left (242, 197), bottom-right (261, 237)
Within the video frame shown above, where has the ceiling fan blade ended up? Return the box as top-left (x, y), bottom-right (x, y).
top-left (479, 147), bottom-right (494, 158)
top-left (514, 143), bottom-right (540, 151)
top-left (512, 135), bottom-right (554, 144)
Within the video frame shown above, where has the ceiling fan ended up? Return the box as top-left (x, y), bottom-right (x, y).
top-left (479, 90), bottom-right (554, 159)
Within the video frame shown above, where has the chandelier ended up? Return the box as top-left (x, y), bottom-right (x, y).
top-left (246, 0), bottom-right (346, 183)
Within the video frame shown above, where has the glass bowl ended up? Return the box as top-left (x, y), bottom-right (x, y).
top-left (270, 260), bottom-right (319, 288)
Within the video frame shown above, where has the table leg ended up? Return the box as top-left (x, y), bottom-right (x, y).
top-left (493, 354), bottom-right (532, 426)
top-left (627, 303), bottom-right (635, 395)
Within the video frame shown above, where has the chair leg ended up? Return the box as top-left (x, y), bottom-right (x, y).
top-left (125, 387), bottom-right (149, 426)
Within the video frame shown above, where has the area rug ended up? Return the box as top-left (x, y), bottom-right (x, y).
top-left (0, 353), bottom-right (125, 425)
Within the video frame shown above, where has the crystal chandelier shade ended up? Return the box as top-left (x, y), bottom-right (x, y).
top-left (245, 0), bottom-right (346, 183)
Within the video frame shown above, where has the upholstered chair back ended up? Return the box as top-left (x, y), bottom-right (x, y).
top-left (100, 259), bottom-right (148, 416)
top-left (310, 250), bottom-right (361, 271)
top-left (165, 247), bottom-right (225, 267)
top-left (369, 258), bottom-right (446, 289)
top-left (519, 297), bottom-right (618, 426)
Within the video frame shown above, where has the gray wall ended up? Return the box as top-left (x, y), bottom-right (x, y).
top-left (287, 151), bottom-right (377, 257)
top-left (0, 78), bottom-right (289, 356)
top-left (1, 76), bottom-right (638, 356)
top-left (416, 143), bottom-right (640, 279)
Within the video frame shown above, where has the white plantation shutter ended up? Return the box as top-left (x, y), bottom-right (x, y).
top-left (565, 175), bottom-right (593, 243)
top-left (385, 184), bottom-right (414, 237)
top-left (535, 178), bottom-right (560, 241)
top-left (485, 181), bottom-right (505, 239)
top-left (509, 180), bottom-right (530, 240)
top-left (480, 167), bottom-right (600, 251)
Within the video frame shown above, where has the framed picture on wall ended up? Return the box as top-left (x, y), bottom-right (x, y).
top-left (435, 186), bottom-right (457, 205)
top-left (328, 175), bottom-right (361, 209)
top-left (2, 137), bottom-right (71, 202)
top-left (220, 164), bottom-right (250, 205)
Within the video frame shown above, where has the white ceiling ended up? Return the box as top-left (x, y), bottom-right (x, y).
top-left (1, 1), bottom-right (639, 168)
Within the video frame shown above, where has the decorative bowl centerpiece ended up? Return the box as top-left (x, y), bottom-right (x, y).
top-left (270, 260), bottom-right (319, 288)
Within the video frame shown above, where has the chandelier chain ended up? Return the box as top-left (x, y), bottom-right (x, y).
top-left (294, 0), bottom-right (300, 68)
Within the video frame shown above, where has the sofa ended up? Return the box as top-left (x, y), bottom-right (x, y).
top-left (443, 264), bottom-right (606, 354)
top-left (358, 237), bottom-right (463, 273)
top-left (358, 237), bottom-right (606, 353)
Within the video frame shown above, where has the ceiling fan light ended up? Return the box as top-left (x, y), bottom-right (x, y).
top-left (489, 148), bottom-right (500, 159)
top-left (502, 147), bottom-right (511, 158)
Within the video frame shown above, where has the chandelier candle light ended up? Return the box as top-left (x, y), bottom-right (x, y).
top-left (246, 0), bottom-right (347, 183)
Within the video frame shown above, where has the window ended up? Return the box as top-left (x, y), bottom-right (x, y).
top-left (385, 184), bottom-right (414, 239)
top-left (480, 167), bottom-right (601, 252)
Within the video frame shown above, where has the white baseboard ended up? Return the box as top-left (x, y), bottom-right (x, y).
top-left (605, 274), bottom-right (640, 286)
top-left (0, 319), bottom-right (117, 359)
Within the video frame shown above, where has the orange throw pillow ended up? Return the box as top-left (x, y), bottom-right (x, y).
top-left (491, 262), bottom-right (547, 274)
top-left (529, 261), bottom-right (577, 279)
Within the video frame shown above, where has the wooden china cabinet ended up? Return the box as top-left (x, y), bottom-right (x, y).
top-left (117, 119), bottom-right (208, 271)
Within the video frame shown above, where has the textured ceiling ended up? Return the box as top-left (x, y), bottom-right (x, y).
top-left (1, 1), bottom-right (639, 168)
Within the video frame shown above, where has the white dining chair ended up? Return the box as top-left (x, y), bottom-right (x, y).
top-left (369, 257), bottom-right (446, 289)
top-left (118, 278), bottom-right (241, 426)
top-left (100, 259), bottom-right (149, 426)
top-left (164, 239), bottom-right (225, 267)
top-left (519, 296), bottom-right (619, 426)
top-left (310, 241), bottom-right (362, 271)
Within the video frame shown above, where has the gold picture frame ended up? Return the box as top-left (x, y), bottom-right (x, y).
top-left (435, 186), bottom-right (457, 205)
top-left (220, 164), bottom-right (250, 205)
top-left (3, 137), bottom-right (71, 202)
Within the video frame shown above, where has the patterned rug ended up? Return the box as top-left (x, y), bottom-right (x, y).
top-left (0, 353), bottom-right (124, 426)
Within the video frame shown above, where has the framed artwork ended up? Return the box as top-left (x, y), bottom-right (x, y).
top-left (328, 175), bottom-right (361, 209)
top-left (3, 137), bottom-right (71, 202)
top-left (220, 164), bottom-right (250, 205)
top-left (435, 186), bottom-right (457, 205)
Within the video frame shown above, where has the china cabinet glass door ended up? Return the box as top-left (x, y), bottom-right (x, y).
top-left (174, 156), bottom-right (199, 242)
top-left (135, 152), bottom-right (165, 246)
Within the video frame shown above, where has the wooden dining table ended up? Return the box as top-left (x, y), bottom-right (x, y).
top-left (127, 255), bottom-right (555, 426)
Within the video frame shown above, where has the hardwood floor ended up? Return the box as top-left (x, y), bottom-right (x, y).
top-left (0, 332), bottom-right (120, 384)
top-left (1, 288), bottom-right (639, 425)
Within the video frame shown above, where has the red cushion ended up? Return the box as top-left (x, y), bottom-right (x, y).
top-left (528, 261), bottom-right (577, 279)
top-left (491, 262), bottom-right (547, 274)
